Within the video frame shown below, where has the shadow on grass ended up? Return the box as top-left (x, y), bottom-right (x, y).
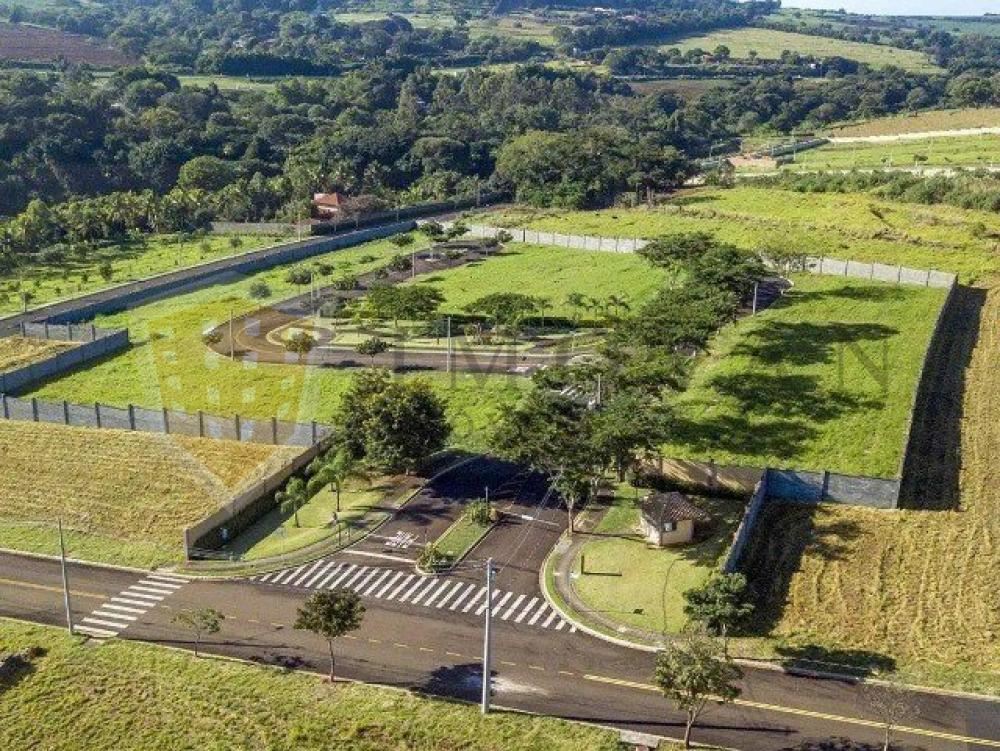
top-left (774, 643), bottom-right (896, 678)
top-left (0, 648), bottom-right (43, 692)
top-left (729, 321), bottom-right (897, 367)
top-left (737, 503), bottom-right (862, 637)
top-left (898, 285), bottom-right (985, 511)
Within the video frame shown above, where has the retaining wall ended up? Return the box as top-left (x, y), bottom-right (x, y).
top-left (721, 474), bottom-right (768, 574)
top-left (0, 393), bottom-right (332, 447)
top-left (0, 326), bottom-right (129, 393)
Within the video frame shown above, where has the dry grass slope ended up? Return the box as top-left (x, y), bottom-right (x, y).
top-left (0, 420), bottom-right (300, 565)
top-left (0, 337), bottom-right (76, 372)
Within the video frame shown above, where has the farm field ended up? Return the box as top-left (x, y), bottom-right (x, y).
top-left (664, 27), bottom-right (940, 72)
top-left (0, 420), bottom-right (300, 567)
top-left (0, 22), bottom-right (134, 67)
top-left (480, 186), bottom-right (1000, 283)
top-left (765, 133), bottom-right (1000, 172)
top-left (23, 237), bottom-right (528, 452)
top-left (0, 337), bottom-right (75, 372)
top-left (408, 243), bottom-right (671, 321)
top-left (177, 75), bottom-right (284, 91)
top-left (660, 274), bottom-right (946, 477)
top-left (829, 107), bottom-right (1000, 138)
top-left (0, 233), bottom-right (283, 316)
top-left (0, 619), bottom-right (621, 751)
top-left (572, 487), bottom-right (742, 636)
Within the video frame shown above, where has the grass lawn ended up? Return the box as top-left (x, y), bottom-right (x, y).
top-left (24, 237), bottom-right (528, 452)
top-left (829, 107), bottom-right (1000, 137)
top-left (571, 486), bottom-right (743, 635)
top-left (772, 133), bottom-right (1000, 172)
top-left (408, 243), bottom-right (671, 321)
top-left (0, 420), bottom-right (300, 568)
top-left (0, 233), bottom-right (283, 316)
top-left (433, 510), bottom-right (492, 567)
top-left (481, 186), bottom-right (1000, 283)
top-left (178, 74), bottom-right (285, 91)
top-left (660, 274), bottom-right (946, 478)
top-left (225, 475), bottom-right (415, 561)
top-left (0, 619), bottom-right (621, 751)
top-left (664, 28), bottom-right (940, 73)
top-left (0, 336), bottom-right (76, 372)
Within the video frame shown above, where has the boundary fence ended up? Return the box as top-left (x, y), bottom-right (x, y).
top-left (0, 393), bottom-right (333, 448)
top-left (0, 324), bottom-right (128, 393)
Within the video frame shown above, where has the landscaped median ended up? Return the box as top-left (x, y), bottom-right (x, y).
top-left (417, 500), bottom-right (496, 573)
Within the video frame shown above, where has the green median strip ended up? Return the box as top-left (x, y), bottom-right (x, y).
top-left (419, 503), bottom-right (494, 573)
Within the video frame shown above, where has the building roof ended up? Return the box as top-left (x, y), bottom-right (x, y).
top-left (312, 192), bottom-right (344, 208)
top-left (641, 491), bottom-right (710, 526)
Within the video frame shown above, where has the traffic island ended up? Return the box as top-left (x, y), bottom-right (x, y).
top-left (416, 500), bottom-right (496, 574)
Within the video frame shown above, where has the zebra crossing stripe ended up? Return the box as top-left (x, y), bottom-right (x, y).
top-left (327, 564), bottom-right (357, 589)
top-left (528, 601), bottom-right (548, 626)
top-left (501, 593), bottom-right (526, 621)
top-left (477, 589), bottom-right (503, 616)
top-left (127, 586), bottom-right (166, 599)
top-left (541, 610), bottom-right (558, 629)
top-left (289, 560), bottom-right (325, 587)
top-left (387, 575), bottom-right (416, 600)
top-left (411, 578), bottom-right (442, 605)
top-left (316, 564), bottom-right (346, 589)
top-left (341, 567), bottom-right (369, 590)
top-left (139, 579), bottom-right (182, 590)
top-left (400, 578), bottom-right (433, 604)
top-left (101, 603), bottom-right (144, 615)
top-left (82, 617), bottom-right (128, 630)
top-left (147, 573), bottom-right (188, 584)
top-left (430, 580), bottom-right (459, 608)
top-left (376, 571), bottom-right (405, 598)
top-left (304, 560), bottom-right (339, 588)
top-left (362, 570), bottom-right (392, 596)
top-left (449, 583), bottom-right (476, 611)
top-left (352, 569), bottom-right (380, 592)
top-left (555, 619), bottom-right (566, 631)
top-left (92, 610), bottom-right (136, 621)
top-left (463, 586), bottom-right (486, 613)
top-left (75, 624), bottom-right (116, 638)
top-left (111, 596), bottom-right (154, 608)
top-left (274, 564), bottom-right (307, 585)
top-left (515, 597), bottom-right (538, 623)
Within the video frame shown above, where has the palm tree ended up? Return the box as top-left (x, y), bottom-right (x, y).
top-left (276, 476), bottom-right (308, 528)
top-left (565, 292), bottom-right (587, 326)
top-left (307, 448), bottom-right (366, 512)
top-left (605, 294), bottom-right (631, 321)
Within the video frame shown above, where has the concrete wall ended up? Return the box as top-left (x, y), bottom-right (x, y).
top-left (764, 468), bottom-right (900, 509)
top-left (0, 328), bottom-right (129, 393)
top-left (721, 475), bottom-right (768, 574)
top-left (657, 457), bottom-right (763, 495)
top-left (0, 393), bottom-right (332, 448)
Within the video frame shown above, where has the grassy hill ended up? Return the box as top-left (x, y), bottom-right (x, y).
top-left (829, 107), bottom-right (1000, 137)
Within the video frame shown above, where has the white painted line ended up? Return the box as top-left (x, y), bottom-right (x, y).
top-left (110, 596), bottom-right (154, 609)
top-left (541, 610), bottom-right (558, 629)
top-left (75, 625), bottom-right (116, 638)
top-left (399, 578), bottom-right (433, 603)
top-left (361, 570), bottom-right (392, 596)
top-left (257, 571), bottom-right (277, 582)
top-left (340, 567), bottom-right (370, 590)
top-left (386, 575), bottom-right (416, 600)
top-left (147, 573), bottom-right (188, 584)
top-left (376, 571), bottom-right (405, 598)
top-left (476, 589), bottom-right (504, 616)
top-left (501, 593), bottom-right (526, 621)
top-left (273, 565), bottom-right (307, 585)
top-left (462, 586), bottom-right (486, 613)
top-left (515, 597), bottom-right (538, 624)
top-left (316, 564), bottom-right (346, 590)
top-left (100, 603), bottom-right (145, 615)
top-left (291, 560), bottom-right (327, 587)
top-left (92, 610), bottom-right (136, 622)
top-left (410, 579), bottom-right (441, 606)
top-left (127, 586), bottom-right (168, 598)
top-left (449, 584), bottom-right (476, 611)
top-left (527, 602), bottom-right (548, 626)
top-left (555, 619), bottom-right (566, 631)
top-left (304, 560), bottom-right (339, 588)
top-left (569, 625), bottom-right (577, 633)
top-left (341, 548), bottom-right (416, 564)
top-left (139, 579), bottom-right (182, 590)
top-left (351, 569), bottom-right (380, 592)
top-left (82, 617), bottom-right (128, 630)
top-left (121, 590), bottom-right (164, 602)
top-left (429, 581), bottom-right (458, 608)
top-left (327, 564), bottom-right (358, 589)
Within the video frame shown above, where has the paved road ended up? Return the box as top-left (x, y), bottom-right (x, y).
top-left (3, 550), bottom-right (1000, 750)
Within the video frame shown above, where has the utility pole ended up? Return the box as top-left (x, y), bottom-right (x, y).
top-left (58, 519), bottom-right (73, 635)
top-left (481, 557), bottom-right (494, 714)
top-left (595, 373), bottom-right (602, 408)
top-left (752, 281), bottom-right (759, 316)
top-left (446, 316), bottom-right (452, 373)
top-left (229, 308), bottom-right (235, 360)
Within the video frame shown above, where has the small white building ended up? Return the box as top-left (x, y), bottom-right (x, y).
top-left (639, 492), bottom-right (709, 547)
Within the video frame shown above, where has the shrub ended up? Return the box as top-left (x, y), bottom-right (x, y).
top-left (285, 331), bottom-right (317, 354)
top-left (248, 281), bottom-right (272, 299)
top-left (202, 330), bottom-right (223, 346)
top-left (467, 500), bottom-right (493, 525)
top-left (285, 267), bottom-right (312, 285)
top-left (418, 543), bottom-right (451, 572)
top-left (331, 275), bottom-right (358, 291)
top-left (388, 254), bottom-right (412, 272)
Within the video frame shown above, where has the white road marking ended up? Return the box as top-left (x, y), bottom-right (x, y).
top-left (92, 610), bottom-right (136, 621)
top-left (75, 625), bottom-right (116, 638)
top-left (515, 597), bottom-right (538, 623)
top-left (111, 596), bottom-right (155, 608)
top-left (429, 581), bottom-right (459, 608)
top-left (341, 567), bottom-right (370, 590)
top-left (257, 571), bottom-right (277, 582)
top-left (139, 579), bottom-right (182, 590)
top-left (462, 586), bottom-right (486, 613)
top-left (327, 564), bottom-right (358, 589)
top-left (291, 560), bottom-right (327, 587)
top-left (341, 549), bottom-right (416, 564)
top-left (101, 603), bottom-right (145, 615)
top-left (273, 564), bottom-right (307, 585)
top-left (410, 579), bottom-right (440, 605)
top-left (501, 593), bottom-right (526, 621)
top-left (121, 590), bottom-right (163, 601)
top-left (449, 583), bottom-right (477, 611)
top-left (127, 586), bottom-right (168, 598)
top-left (527, 602), bottom-right (548, 626)
top-left (400, 578), bottom-right (434, 604)
top-left (82, 617), bottom-right (129, 630)
top-left (147, 573), bottom-right (188, 584)
top-left (477, 590), bottom-right (504, 616)
top-left (386, 575), bottom-right (416, 601)
top-left (541, 610), bottom-right (558, 629)
top-left (304, 560), bottom-right (339, 588)
top-left (316, 564), bottom-right (346, 590)
top-left (555, 619), bottom-right (566, 631)
top-left (352, 569), bottom-right (380, 592)
top-left (376, 571), bottom-right (405, 598)
top-left (361, 570), bottom-right (392, 596)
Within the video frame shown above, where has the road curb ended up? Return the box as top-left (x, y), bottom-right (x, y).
top-left (0, 546), bottom-right (172, 577)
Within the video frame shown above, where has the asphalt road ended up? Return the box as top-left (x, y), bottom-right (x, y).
top-left (2, 459), bottom-right (999, 751)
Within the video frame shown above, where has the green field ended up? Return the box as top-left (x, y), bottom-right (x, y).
top-left (409, 243), bottom-right (670, 321)
top-left (829, 107), bottom-right (1000, 137)
top-left (481, 186), bottom-right (1000, 283)
top-left (661, 274), bottom-right (945, 477)
top-left (0, 233), bottom-right (283, 316)
top-left (572, 486), bottom-right (742, 635)
top-left (0, 420), bottom-right (300, 567)
top-left (0, 619), bottom-right (621, 751)
top-left (665, 27), bottom-right (940, 72)
top-left (177, 75), bottom-right (285, 91)
top-left (763, 134), bottom-right (1000, 172)
top-left (23, 237), bottom-right (527, 452)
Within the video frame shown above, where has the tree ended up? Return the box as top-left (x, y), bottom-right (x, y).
top-left (863, 679), bottom-right (918, 751)
top-left (286, 330), bottom-right (316, 355)
top-left (653, 629), bottom-right (743, 749)
top-left (356, 336), bottom-right (388, 366)
top-left (465, 292), bottom-right (541, 339)
top-left (277, 476), bottom-right (308, 527)
top-left (294, 591), bottom-right (365, 682)
top-left (307, 447), bottom-right (363, 512)
top-left (172, 607), bottom-right (223, 658)
top-left (682, 573), bottom-right (754, 655)
top-left (590, 390), bottom-right (672, 481)
top-left (390, 233), bottom-right (415, 248)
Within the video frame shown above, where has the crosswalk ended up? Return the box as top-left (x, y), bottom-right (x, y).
top-left (251, 559), bottom-right (576, 633)
top-left (75, 572), bottom-right (188, 639)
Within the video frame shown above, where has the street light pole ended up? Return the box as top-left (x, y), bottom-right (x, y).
top-left (229, 308), bottom-right (234, 360)
top-left (58, 518), bottom-right (74, 635)
top-left (446, 315), bottom-right (452, 374)
top-left (481, 557), bottom-right (494, 714)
